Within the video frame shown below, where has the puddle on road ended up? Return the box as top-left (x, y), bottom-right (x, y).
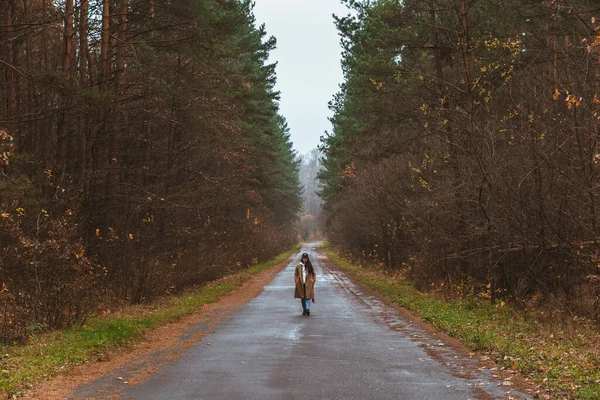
top-left (286, 325), bottom-right (302, 341)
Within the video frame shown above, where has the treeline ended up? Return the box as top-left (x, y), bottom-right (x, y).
top-left (0, 0), bottom-right (301, 341)
top-left (320, 0), bottom-right (600, 319)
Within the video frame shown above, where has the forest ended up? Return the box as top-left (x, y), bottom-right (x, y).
top-left (320, 0), bottom-right (600, 319)
top-left (0, 0), bottom-right (301, 341)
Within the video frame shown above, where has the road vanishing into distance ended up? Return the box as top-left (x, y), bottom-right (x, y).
top-left (71, 243), bottom-right (531, 400)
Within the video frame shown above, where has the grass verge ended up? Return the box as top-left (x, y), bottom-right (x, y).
top-left (323, 243), bottom-right (600, 399)
top-left (0, 244), bottom-right (300, 398)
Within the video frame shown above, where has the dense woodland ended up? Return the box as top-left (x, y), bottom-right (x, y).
top-left (320, 0), bottom-right (600, 319)
top-left (0, 0), bottom-right (301, 341)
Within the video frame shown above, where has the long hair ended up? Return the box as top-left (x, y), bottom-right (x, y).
top-left (304, 257), bottom-right (315, 277)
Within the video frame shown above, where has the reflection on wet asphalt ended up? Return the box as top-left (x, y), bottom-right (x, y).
top-left (72, 243), bottom-right (531, 400)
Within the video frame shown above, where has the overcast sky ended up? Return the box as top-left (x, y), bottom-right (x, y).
top-left (252, 0), bottom-right (349, 156)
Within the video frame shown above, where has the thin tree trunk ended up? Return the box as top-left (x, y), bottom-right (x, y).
top-left (459, 0), bottom-right (472, 92)
top-left (115, 0), bottom-right (127, 90)
top-left (64, 0), bottom-right (74, 76)
top-left (100, 0), bottom-right (111, 90)
top-left (88, 0), bottom-right (111, 244)
top-left (77, 0), bottom-right (90, 182)
top-left (4, 1), bottom-right (15, 120)
top-left (79, 0), bottom-right (89, 86)
top-left (148, 0), bottom-right (155, 39)
top-left (39, 0), bottom-right (51, 163)
top-left (105, 0), bottom-right (127, 231)
top-left (23, 0), bottom-right (35, 154)
top-left (56, 0), bottom-right (75, 175)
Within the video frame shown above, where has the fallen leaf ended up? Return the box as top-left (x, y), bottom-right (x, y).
top-left (553, 88), bottom-right (560, 101)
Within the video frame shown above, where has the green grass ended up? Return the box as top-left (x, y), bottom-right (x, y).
top-left (323, 244), bottom-right (600, 399)
top-left (246, 245), bottom-right (300, 274)
top-left (0, 245), bottom-right (300, 398)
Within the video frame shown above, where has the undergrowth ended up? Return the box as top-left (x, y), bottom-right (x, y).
top-left (0, 244), bottom-right (300, 398)
top-left (323, 243), bottom-right (600, 399)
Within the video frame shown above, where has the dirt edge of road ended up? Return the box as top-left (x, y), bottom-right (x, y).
top-left (25, 255), bottom-right (294, 400)
top-left (319, 251), bottom-right (543, 400)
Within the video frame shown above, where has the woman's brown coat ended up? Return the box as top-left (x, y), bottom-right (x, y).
top-left (294, 263), bottom-right (316, 302)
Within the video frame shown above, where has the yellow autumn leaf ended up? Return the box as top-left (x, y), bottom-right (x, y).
top-left (75, 251), bottom-right (84, 259)
top-left (0, 213), bottom-right (9, 219)
top-left (95, 229), bottom-right (100, 237)
top-left (553, 88), bottom-right (560, 101)
top-left (128, 233), bottom-right (134, 240)
top-left (565, 94), bottom-right (581, 109)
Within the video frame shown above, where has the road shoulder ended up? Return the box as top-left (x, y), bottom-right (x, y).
top-left (25, 256), bottom-right (292, 400)
top-left (319, 249), bottom-right (542, 399)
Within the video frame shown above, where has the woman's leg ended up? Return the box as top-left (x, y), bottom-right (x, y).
top-left (301, 283), bottom-right (307, 314)
top-left (305, 299), bottom-right (311, 310)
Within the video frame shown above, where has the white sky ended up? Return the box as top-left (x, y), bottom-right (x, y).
top-left (252, 0), bottom-right (349, 156)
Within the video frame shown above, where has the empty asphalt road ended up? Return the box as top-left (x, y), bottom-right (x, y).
top-left (71, 243), bottom-right (531, 399)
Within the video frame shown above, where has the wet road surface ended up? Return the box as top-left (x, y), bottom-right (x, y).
top-left (72, 243), bottom-right (531, 399)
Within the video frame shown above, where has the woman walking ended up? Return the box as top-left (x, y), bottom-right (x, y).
top-left (294, 252), bottom-right (316, 316)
